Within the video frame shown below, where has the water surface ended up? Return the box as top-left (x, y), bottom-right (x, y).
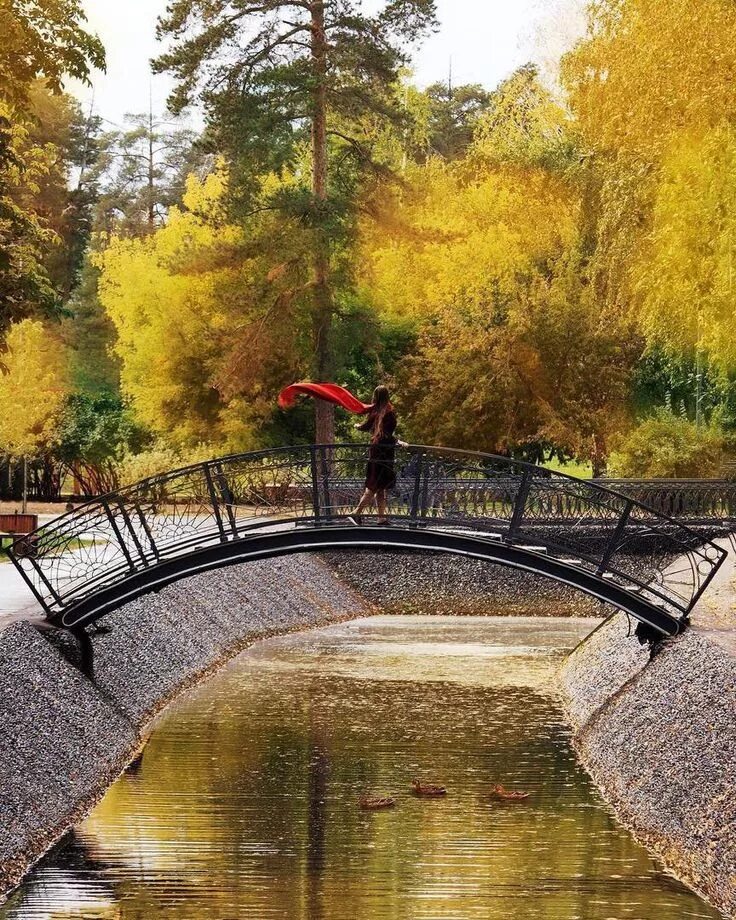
top-left (1, 616), bottom-right (721, 919)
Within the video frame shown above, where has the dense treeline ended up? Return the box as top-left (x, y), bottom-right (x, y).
top-left (2, 0), bottom-right (736, 496)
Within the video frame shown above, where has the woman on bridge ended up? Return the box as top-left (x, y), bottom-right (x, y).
top-left (278, 381), bottom-right (406, 524)
top-left (350, 385), bottom-right (406, 525)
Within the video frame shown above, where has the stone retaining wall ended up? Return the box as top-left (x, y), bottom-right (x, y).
top-left (323, 550), bottom-right (604, 617)
top-left (561, 614), bottom-right (736, 918)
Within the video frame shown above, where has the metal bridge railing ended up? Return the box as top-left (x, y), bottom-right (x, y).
top-left (600, 479), bottom-right (736, 523)
top-left (7, 444), bottom-right (727, 627)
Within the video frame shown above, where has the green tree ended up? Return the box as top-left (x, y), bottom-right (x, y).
top-left (609, 410), bottom-right (727, 478)
top-left (0, 0), bottom-right (104, 108)
top-left (154, 0), bottom-right (437, 443)
top-left (60, 251), bottom-right (121, 395)
top-left (52, 392), bottom-right (150, 494)
top-left (93, 112), bottom-right (204, 236)
top-left (21, 84), bottom-right (97, 295)
top-left (0, 0), bottom-right (104, 336)
top-left (422, 82), bottom-right (491, 161)
top-left (0, 115), bottom-right (59, 337)
top-left (471, 64), bottom-right (573, 170)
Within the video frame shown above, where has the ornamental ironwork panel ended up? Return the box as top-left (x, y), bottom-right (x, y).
top-left (603, 479), bottom-right (736, 522)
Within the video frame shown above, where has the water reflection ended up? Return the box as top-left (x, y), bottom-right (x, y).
top-left (1, 616), bottom-right (722, 920)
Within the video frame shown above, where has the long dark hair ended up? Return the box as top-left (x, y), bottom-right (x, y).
top-left (370, 385), bottom-right (392, 443)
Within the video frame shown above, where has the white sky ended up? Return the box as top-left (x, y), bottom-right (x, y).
top-left (72, 0), bottom-right (586, 126)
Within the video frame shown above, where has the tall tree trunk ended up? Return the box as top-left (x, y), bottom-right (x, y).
top-left (591, 434), bottom-right (607, 479)
top-left (147, 101), bottom-right (156, 232)
top-left (311, 0), bottom-right (334, 445)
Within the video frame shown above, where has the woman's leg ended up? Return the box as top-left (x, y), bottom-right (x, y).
top-left (376, 489), bottom-right (388, 523)
top-left (351, 488), bottom-right (376, 517)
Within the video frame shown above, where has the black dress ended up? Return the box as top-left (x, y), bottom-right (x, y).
top-left (358, 409), bottom-right (398, 491)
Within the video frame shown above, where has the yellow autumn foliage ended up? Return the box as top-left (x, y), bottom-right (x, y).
top-left (0, 320), bottom-right (70, 457)
top-left (562, 0), bottom-right (736, 377)
top-left (70, 0), bottom-right (736, 468)
top-left (563, 0), bottom-right (736, 161)
top-left (633, 127), bottom-right (736, 367)
top-left (97, 171), bottom-right (259, 449)
top-left (361, 158), bottom-right (579, 321)
top-left (359, 152), bottom-right (636, 464)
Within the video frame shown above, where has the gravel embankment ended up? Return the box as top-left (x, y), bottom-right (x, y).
top-left (323, 550), bottom-right (606, 617)
top-left (0, 555), bottom-right (372, 896)
top-left (0, 622), bottom-right (137, 894)
top-left (561, 614), bottom-right (736, 918)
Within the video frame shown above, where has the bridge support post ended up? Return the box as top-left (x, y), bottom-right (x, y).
top-left (318, 446), bottom-right (332, 522)
top-left (101, 497), bottom-right (136, 572)
top-left (507, 470), bottom-right (531, 542)
top-left (597, 500), bottom-right (633, 576)
top-left (310, 446), bottom-right (322, 524)
top-left (114, 497), bottom-right (150, 567)
top-left (72, 627), bottom-right (94, 679)
top-left (206, 462), bottom-right (237, 539)
top-left (409, 452), bottom-right (426, 528)
top-left (134, 501), bottom-right (160, 560)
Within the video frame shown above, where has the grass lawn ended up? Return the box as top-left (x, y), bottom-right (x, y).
top-left (542, 458), bottom-right (594, 479)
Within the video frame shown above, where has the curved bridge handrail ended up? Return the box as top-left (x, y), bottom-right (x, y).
top-left (5, 443), bottom-right (727, 537)
top-left (407, 444), bottom-right (731, 527)
top-left (7, 444), bottom-right (727, 633)
top-left (599, 477), bottom-right (736, 523)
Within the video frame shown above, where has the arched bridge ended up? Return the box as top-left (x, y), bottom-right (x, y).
top-left (8, 445), bottom-right (727, 637)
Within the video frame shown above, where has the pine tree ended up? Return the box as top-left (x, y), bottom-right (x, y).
top-left (154, 0), bottom-right (437, 443)
top-left (423, 82), bottom-right (491, 161)
top-left (93, 112), bottom-right (203, 236)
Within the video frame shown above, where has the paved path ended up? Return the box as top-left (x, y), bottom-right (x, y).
top-left (0, 513), bottom-right (55, 630)
top-left (0, 561), bottom-right (42, 629)
top-left (692, 536), bottom-right (736, 657)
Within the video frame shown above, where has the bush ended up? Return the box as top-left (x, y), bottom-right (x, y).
top-left (53, 393), bottom-right (151, 494)
top-left (609, 411), bottom-right (727, 478)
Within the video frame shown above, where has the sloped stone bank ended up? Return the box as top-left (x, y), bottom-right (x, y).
top-left (561, 614), bottom-right (736, 918)
top-left (323, 550), bottom-right (604, 617)
top-left (0, 556), bottom-right (371, 897)
top-left (0, 622), bottom-right (137, 895)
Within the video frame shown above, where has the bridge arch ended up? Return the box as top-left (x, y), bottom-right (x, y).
top-left (8, 444), bottom-right (726, 637)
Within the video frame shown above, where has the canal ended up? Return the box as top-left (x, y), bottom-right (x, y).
top-left (0, 616), bottom-right (721, 919)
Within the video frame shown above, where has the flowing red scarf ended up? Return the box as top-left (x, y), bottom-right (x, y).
top-left (278, 382), bottom-right (373, 415)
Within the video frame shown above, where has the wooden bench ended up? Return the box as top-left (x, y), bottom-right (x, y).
top-left (0, 514), bottom-right (39, 556)
top-left (0, 513), bottom-right (38, 535)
